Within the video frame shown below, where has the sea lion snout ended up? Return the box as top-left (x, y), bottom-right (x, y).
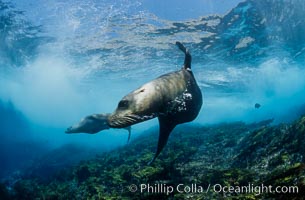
top-left (65, 126), bottom-right (79, 134)
top-left (107, 113), bottom-right (143, 128)
top-left (65, 127), bottom-right (73, 133)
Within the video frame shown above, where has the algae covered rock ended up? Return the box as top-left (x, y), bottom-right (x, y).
top-left (1, 116), bottom-right (304, 199)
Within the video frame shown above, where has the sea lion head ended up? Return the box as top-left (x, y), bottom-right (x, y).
top-left (107, 84), bottom-right (160, 128)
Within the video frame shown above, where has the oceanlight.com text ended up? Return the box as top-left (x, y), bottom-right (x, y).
top-left (213, 183), bottom-right (298, 196)
top-left (128, 183), bottom-right (299, 196)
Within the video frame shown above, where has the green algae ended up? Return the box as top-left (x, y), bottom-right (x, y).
top-left (1, 116), bottom-right (305, 199)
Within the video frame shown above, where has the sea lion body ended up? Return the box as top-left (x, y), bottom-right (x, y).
top-left (108, 69), bottom-right (202, 127)
top-left (66, 42), bottom-right (202, 163)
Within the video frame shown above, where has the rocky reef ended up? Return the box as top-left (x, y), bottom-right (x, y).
top-left (1, 116), bottom-right (304, 199)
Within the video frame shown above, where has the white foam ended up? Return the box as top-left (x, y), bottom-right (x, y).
top-left (196, 58), bottom-right (305, 124)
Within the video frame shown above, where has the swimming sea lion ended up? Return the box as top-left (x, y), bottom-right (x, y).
top-left (66, 113), bottom-right (131, 142)
top-left (66, 42), bottom-right (202, 163)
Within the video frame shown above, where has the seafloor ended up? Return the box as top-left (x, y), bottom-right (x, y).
top-left (1, 116), bottom-right (305, 200)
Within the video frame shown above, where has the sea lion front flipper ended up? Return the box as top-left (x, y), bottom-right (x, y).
top-left (148, 116), bottom-right (176, 165)
top-left (124, 126), bottom-right (131, 143)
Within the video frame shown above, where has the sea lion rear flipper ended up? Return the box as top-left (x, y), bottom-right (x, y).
top-left (176, 41), bottom-right (191, 69)
top-left (148, 116), bottom-right (176, 165)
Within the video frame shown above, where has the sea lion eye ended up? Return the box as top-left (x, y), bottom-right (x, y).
top-left (118, 100), bottom-right (129, 108)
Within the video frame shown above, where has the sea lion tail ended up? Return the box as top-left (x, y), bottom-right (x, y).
top-left (176, 41), bottom-right (191, 69)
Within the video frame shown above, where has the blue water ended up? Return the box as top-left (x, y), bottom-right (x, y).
top-left (1, 0), bottom-right (305, 180)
